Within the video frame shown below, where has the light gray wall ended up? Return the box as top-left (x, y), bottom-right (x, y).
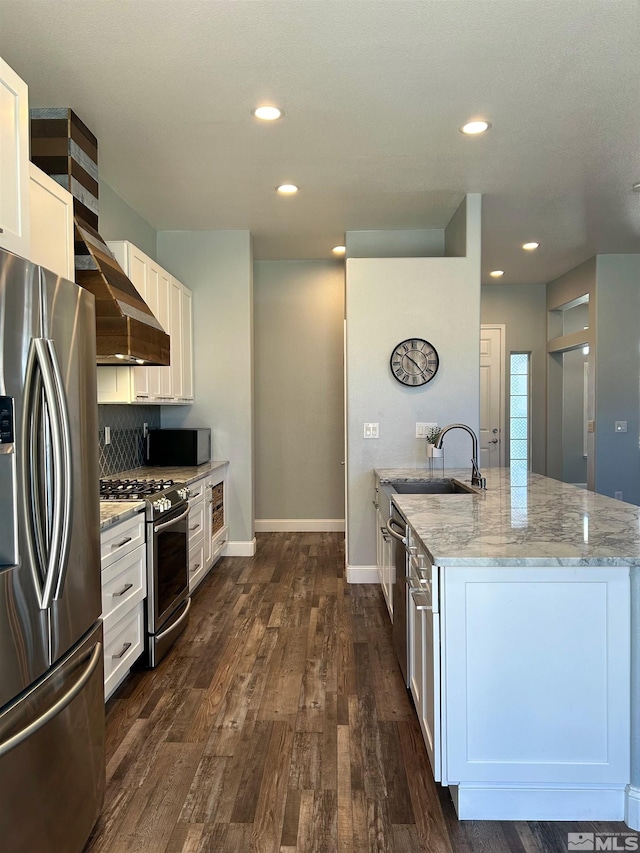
top-left (595, 254), bottom-right (640, 504)
top-left (253, 260), bottom-right (345, 522)
top-left (480, 284), bottom-right (547, 474)
top-left (157, 231), bottom-right (254, 546)
top-left (346, 194), bottom-right (481, 568)
top-left (346, 229), bottom-right (444, 258)
top-left (444, 196), bottom-right (467, 258)
top-left (98, 180), bottom-right (157, 260)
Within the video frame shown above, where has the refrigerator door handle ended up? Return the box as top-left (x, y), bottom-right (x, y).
top-left (45, 339), bottom-right (73, 600)
top-left (0, 641), bottom-right (102, 759)
top-left (33, 339), bottom-right (67, 610)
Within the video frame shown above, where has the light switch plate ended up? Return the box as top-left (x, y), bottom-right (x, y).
top-left (416, 422), bottom-right (438, 439)
top-left (363, 423), bottom-right (379, 439)
top-left (104, 426), bottom-right (111, 445)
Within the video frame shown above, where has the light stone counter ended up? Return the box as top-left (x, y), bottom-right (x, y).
top-left (99, 501), bottom-right (144, 530)
top-left (376, 466), bottom-right (640, 567)
top-left (112, 460), bottom-right (228, 487)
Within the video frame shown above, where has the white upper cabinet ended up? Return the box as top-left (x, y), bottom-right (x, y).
top-left (97, 240), bottom-right (194, 405)
top-left (28, 163), bottom-right (74, 280)
top-left (180, 285), bottom-right (194, 401)
top-left (0, 57), bottom-right (30, 259)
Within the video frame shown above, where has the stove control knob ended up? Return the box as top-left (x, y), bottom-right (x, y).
top-left (178, 487), bottom-right (188, 501)
top-left (153, 499), bottom-right (163, 512)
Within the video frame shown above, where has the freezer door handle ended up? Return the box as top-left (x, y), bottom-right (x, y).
top-left (0, 642), bottom-right (102, 758)
top-left (46, 339), bottom-right (73, 601)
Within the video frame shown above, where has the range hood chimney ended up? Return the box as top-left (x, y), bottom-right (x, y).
top-left (30, 108), bottom-right (170, 366)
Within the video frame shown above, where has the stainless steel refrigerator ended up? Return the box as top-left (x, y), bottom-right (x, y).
top-left (0, 248), bottom-right (105, 851)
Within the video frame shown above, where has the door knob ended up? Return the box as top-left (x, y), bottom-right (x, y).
top-left (489, 438), bottom-right (499, 444)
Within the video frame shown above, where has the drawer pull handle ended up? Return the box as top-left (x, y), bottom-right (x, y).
top-left (190, 562), bottom-right (201, 573)
top-left (112, 583), bottom-right (133, 598)
top-left (189, 524), bottom-right (200, 532)
top-left (410, 588), bottom-right (433, 611)
top-left (112, 642), bottom-right (132, 660)
top-left (111, 536), bottom-right (132, 549)
top-left (187, 490), bottom-right (196, 498)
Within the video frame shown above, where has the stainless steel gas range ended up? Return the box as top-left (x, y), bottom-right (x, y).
top-left (100, 478), bottom-right (190, 666)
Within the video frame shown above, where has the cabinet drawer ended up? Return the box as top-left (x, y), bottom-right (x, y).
top-left (101, 543), bottom-right (146, 632)
top-left (101, 513), bottom-right (145, 568)
top-left (188, 500), bottom-right (205, 546)
top-left (186, 478), bottom-right (206, 502)
top-left (189, 539), bottom-right (206, 591)
top-left (104, 605), bottom-right (144, 700)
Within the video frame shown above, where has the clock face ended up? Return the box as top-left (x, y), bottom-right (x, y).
top-left (390, 338), bottom-right (439, 386)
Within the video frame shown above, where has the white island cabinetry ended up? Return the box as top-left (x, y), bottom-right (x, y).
top-left (374, 475), bottom-right (393, 618)
top-left (377, 467), bottom-right (633, 823)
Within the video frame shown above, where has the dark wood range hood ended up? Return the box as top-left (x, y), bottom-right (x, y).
top-left (30, 108), bottom-right (170, 366)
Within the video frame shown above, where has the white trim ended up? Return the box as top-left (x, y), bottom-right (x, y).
top-left (625, 784), bottom-right (640, 829)
top-left (223, 538), bottom-right (256, 557)
top-left (346, 564), bottom-right (379, 584)
top-left (254, 519), bottom-right (345, 532)
top-left (450, 782), bottom-right (626, 821)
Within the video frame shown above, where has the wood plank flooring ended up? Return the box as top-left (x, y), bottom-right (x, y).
top-left (85, 532), bottom-right (632, 853)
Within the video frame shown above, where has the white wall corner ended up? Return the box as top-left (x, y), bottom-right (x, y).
top-left (223, 538), bottom-right (257, 558)
top-left (625, 784), bottom-right (640, 829)
top-left (346, 565), bottom-right (379, 584)
top-left (254, 519), bottom-right (345, 533)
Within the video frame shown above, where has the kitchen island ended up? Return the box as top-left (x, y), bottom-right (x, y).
top-left (375, 467), bottom-right (640, 826)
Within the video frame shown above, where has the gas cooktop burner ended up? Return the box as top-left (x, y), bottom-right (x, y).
top-left (100, 478), bottom-right (177, 500)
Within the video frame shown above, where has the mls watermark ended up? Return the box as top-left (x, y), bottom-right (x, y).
top-left (568, 833), bottom-right (640, 851)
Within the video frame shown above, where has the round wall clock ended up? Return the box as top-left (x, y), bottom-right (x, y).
top-left (390, 338), bottom-right (439, 386)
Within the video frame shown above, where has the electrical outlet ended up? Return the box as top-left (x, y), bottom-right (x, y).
top-left (615, 491), bottom-right (623, 500)
top-left (615, 421), bottom-right (627, 433)
top-left (104, 426), bottom-right (111, 446)
top-left (416, 422), bottom-right (438, 439)
top-left (363, 423), bottom-right (379, 439)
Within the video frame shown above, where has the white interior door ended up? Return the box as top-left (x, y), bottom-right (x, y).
top-left (480, 325), bottom-right (505, 468)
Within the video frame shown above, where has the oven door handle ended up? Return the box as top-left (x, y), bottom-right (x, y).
top-left (155, 597), bottom-right (191, 641)
top-left (154, 505), bottom-right (189, 533)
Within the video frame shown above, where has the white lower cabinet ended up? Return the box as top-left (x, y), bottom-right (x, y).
top-left (100, 512), bottom-right (146, 701)
top-left (188, 466), bottom-right (228, 592)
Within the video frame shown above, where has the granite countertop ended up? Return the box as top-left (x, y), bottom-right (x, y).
top-left (113, 460), bottom-right (228, 486)
top-left (99, 500), bottom-right (145, 531)
top-left (376, 466), bottom-right (640, 567)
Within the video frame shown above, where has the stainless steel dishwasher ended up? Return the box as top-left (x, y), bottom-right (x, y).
top-left (386, 504), bottom-right (412, 688)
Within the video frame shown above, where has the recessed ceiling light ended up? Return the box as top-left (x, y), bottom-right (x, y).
top-left (332, 246), bottom-right (346, 255)
top-left (522, 242), bottom-right (540, 251)
top-left (276, 184), bottom-right (298, 195)
top-left (489, 270), bottom-right (504, 278)
top-left (460, 120), bottom-right (491, 135)
top-left (252, 105), bottom-right (283, 121)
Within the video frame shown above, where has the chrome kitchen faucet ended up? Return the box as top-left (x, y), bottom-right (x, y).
top-left (435, 423), bottom-right (487, 489)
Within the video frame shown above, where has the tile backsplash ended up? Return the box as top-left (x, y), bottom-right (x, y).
top-left (98, 405), bottom-right (161, 477)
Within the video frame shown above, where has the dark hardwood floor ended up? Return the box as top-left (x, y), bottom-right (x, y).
top-left (86, 532), bottom-right (631, 852)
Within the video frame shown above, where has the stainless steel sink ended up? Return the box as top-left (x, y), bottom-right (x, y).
top-left (388, 479), bottom-right (476, 495)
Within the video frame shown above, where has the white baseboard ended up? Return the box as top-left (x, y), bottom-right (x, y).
top-left (223, 538), bottom-right (256, 557)
top-left (450, 782), bottom-right (626, 821)
top-left (625, 784), bottom-right (640, 828)
top-left (346, 564), bottom-right (379, 584)
top-left (254, 519), bottom-right (345, 532)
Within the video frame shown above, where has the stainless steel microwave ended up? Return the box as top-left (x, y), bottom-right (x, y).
top-left (146, 428), bottom-right (211, 467)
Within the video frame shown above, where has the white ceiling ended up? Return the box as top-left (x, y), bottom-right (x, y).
top-left (1, 0), bottom-right (639, 283)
